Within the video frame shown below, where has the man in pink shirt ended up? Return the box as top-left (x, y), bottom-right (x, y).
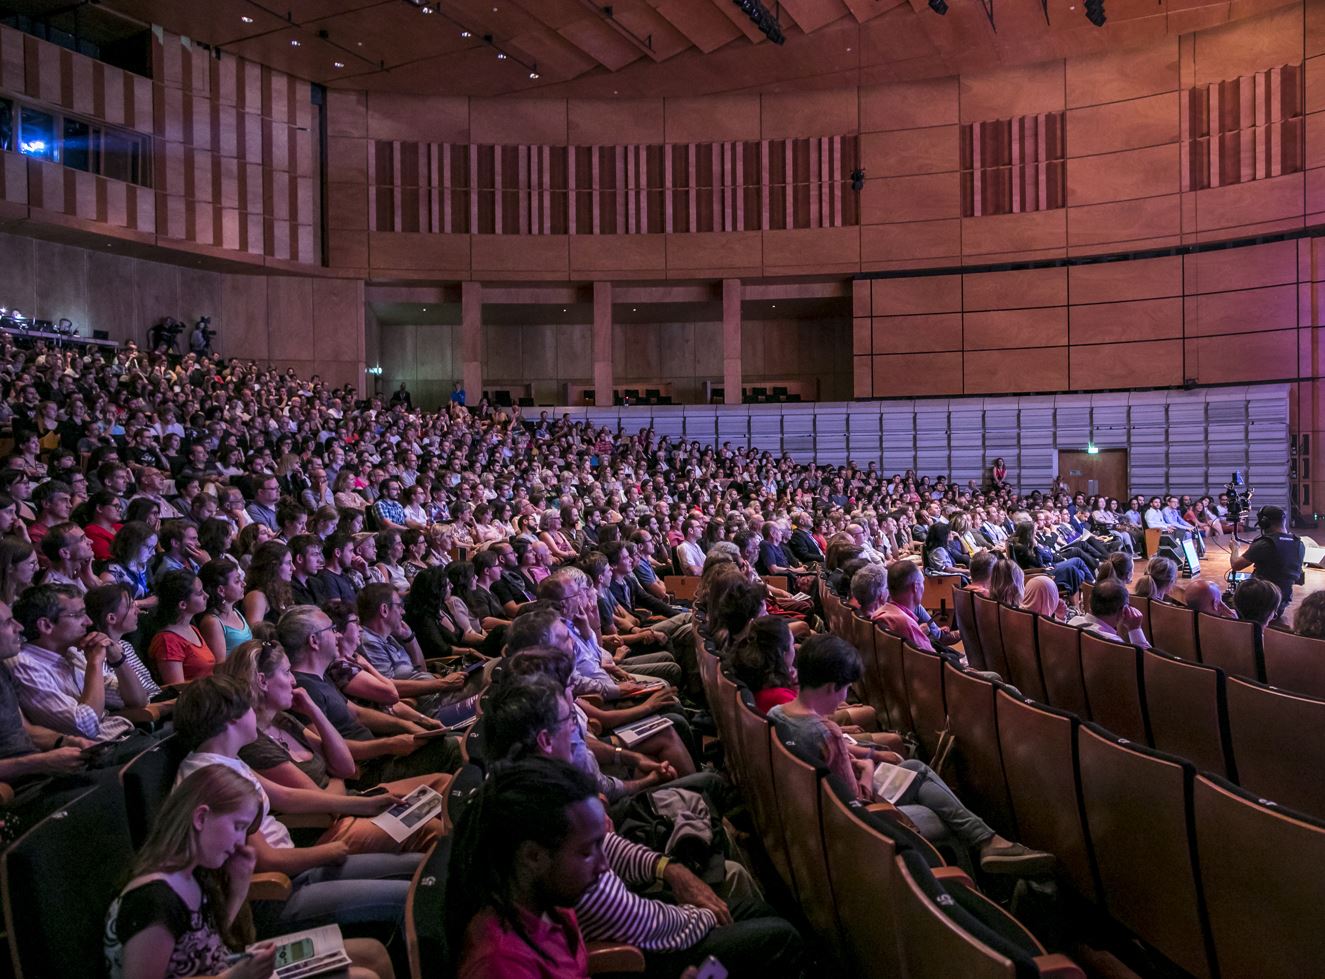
top-left (870, 560), bottom-right (935, 652)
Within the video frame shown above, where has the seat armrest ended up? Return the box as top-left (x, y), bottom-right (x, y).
top-left (0, 782), bottom-right (14, 808)
top-left (1033, 954), bottom-right (1086, 978)
top-left (587, 942), bottom-right (645, 974)
top-left (933, 866), bottom-right (974, 887)
top-left (247, 872), bottom-right (292, 902)
top-left (277, 812), bottom-right (333, 831)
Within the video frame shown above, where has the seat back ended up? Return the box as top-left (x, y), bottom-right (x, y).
top-left (768, 733), bottom-right (839, 946)
top-left (953, 588), bottom-right (986, 671)
top-left (998, 604), bottom-right (1048, 702)
top-left (995, 689), bottom-right (1098, 902)
top-left (733, 698), bottom-right (792, 887)
top-left (941, 661), bottom-right (1018, 839)
top-left (1225, 676), bottom-right (1325, 818)
top-left (1128, 592), bottom-right (1153, 643)
top-left (850, 613), bottom-right (890, 728)
top-left (713, 669), bottom-right (744, 783)
top-left (3, 783), bottom-right (134, 979)
top-left (1194, 774), bottom-right (1325, 979)
top-left (921, 573), bottom-right (959, 618)
top-left (119, 733), bottom-right (189, 848)
top-left (1262, 628), bottom-right (1325, 700)
top-left (1076, 725), bottom-right (1214, 978)
top-left (1141, 650), bottom-right (1231, 778)
top-left (893, 852), bottom-right (1019, 979)
top-left (901, 642), bottom-right (947, 759)
top-left (1037, 618), bottom-right (1089, 716)
top-left (1150, 599), bottom-right (1200, 662)
top-left (875, 627), bottom-right (914, 735)
top-left (1197, 612), bottom-right (1262, 681)
top-left (973, 594), bottom-right (1010, 680)
top-left (1078, 632), bottom-right (1150, 744)
top-left (820, 782), bottom-right (905, 979)
top-left (405, 837), bottom-right (451, 979)
top-left (664, 575), bottom-right (700, 602)
top-left (1080, 580), bottom-right (1093, 607)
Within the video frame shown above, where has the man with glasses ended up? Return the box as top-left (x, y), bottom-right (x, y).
top-left (7, 584), bottom-right (151, 760)
top-left (26, 479), bottom-right (72, 547)
top-left (356, 583), bottom-right (468, 717)
top-left (246, 473), bottom-right (281, 531)
top-left (279, 604), bottom-right (461, 784)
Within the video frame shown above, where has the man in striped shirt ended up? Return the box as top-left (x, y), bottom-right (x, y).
top-left (473, 671), bottom-right (803, 977)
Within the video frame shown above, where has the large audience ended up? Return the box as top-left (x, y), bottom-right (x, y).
top-left (0, 333), bottom-right (1303, 979)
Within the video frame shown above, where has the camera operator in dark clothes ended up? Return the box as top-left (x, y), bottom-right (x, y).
top-left (1230, 505), bottom-right (1305, 619)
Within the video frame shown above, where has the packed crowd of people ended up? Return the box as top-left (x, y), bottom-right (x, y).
top-left (0, 334), bottom-right (1308, 979)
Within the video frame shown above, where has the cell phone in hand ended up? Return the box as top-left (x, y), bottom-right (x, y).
top-left (695, 956), bottom-right (728, 979)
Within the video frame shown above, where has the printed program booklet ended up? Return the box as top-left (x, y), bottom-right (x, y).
top-left (248, 924), bottom-right (351, 979)
top-left (871, 761), bottom-right (919, 804)
top-left (371, 784), bottom-right (444, 843)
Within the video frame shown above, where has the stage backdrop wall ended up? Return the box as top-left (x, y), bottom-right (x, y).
top-left (557, 384), bottom-right (1291, 510)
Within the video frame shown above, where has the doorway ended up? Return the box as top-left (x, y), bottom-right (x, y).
top-left (1058, 449), bottom-right (1129, 502)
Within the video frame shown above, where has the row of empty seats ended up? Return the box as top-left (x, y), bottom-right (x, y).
top-left (820, 587), bottom-right (1325, 979)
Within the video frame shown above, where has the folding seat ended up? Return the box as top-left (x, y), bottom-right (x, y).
top-left (1194, 773), bottom-right (1325, 979)
top-left (893, 849), bottom-right (1087, 979)
top-left (1224, 675), bottom-right (1325, 818)
top-left (973, 594), bottom-right (1011, 680)
top-left (713, 669), bottom-right (744, 783)
top-left (768, 731), bottom-right (840, 949)
top-left (1036, 618), bottom-right (1089, 717)
top-left (1080, 581), bottom-right (1093, 607)
top-left (941, 660), bottom-right (1018, 839)
top-left (2, 783), bottom-right (134, 977)
top-left (1261, 627), bottom-right (1325, 700)
top-left (1076, 724), bottom-right (1214, 978)
top-left (1078, 632), bottom-right (1150, 744)
top-left (921, 572), bottom-right (962, 621)
top-left (1197, 612), bottom-right (1262, 681)
top-left (1141, 650), bottom-right (1231, 778)
top-left (1127, 592), bottom-right (1153, 644)
top-left (733, 697), bottom-right (793, 887)
top-left (849, 612), bottom-right (890, 728)
top-left (953, 587), bottom-right (987, 671)
top-left (995, 689), bottom-right (1099, 902)
top-left (875, 626), bottom-right (914, 735)
top-left (1149, 598), bottom-right (1199, 662)
top-left (998, 603), bottom-right (1048, 702)
top-left (901, 641), bottom-right (947, 758)
top-left (120, 732), bottom-right (191, 847)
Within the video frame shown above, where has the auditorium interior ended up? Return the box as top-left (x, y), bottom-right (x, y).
top-left (0, 0), bottom-right (1322, 976)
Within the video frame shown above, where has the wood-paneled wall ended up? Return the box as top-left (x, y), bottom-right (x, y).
top-left (0, 23), bottom-right (318, 268)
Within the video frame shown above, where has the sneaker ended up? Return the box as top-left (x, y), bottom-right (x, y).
top-left (979, 842), bottom-right (1057, 876)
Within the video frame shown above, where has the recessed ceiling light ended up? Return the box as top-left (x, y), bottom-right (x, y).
top-left (290, 39), bottom-right (301, 46)
top-left (420, 4), bottom-right (434, 12)
top-left (422, 307), bottom-right (428, 312)
top-left (241, 15), bottom-right (254, 24)
top-left (460, 30), bottom-right (472, 37)
top-left (771, 304), bottom-right (777, 308)
top-left (529, 70), bottom-right (539, 79)
top-left (562, 308), bottom-right (567, 313)
top-left (632, 307), bottom-right (637, 312)
top-left (333, 61), bottom-right (345, 68)
top-left (496, 51), bottom-right (507, 60)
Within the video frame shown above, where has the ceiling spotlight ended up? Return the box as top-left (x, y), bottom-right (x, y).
top-left (1084, 0), bottom-right (1105, 25)
top-left (529, 70), bottom-right (540, 79)
top-left (290, 39), bottom-right (301, 46)
top-left (850, 168), bottom-right (865, 192)
top-left (928, 0), bottom-right (948, 13)
top-left (731, 0), bottom-right (784, 44)
top-left (496, 51), bottom-right (507, 59)
top-left (333, 61), bottom-right (345, 68)
top-left (460, 30), bottom-right (472, 37)
top-left (240, 15), bottom-right (254, 23)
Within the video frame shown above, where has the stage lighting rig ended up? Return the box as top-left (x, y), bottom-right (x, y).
top-left (732, 0), bottom-right (785, 45)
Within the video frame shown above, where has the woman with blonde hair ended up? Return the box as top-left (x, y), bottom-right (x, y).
top-left (1133, 556), bottom-right (1178, 602)
top-left (104, 764), bottom-right (394, 979)
top-left (987, 558), bottom-right (1025, 607)
top-left (216, 637), bottom-right (447, 855)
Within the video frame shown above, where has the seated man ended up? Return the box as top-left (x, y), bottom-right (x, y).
top-left (475, 672), bottom-right (803, 978)
top-left (39, 522), bottom-right (102, 594)
top-left (1066, 579), bottom-right (1150, 647)
top-left (8, 584), bottom-right (152, 759)
top-left (1232, 578), bottom-right (1282, 630)
top-left (768, 634), bottom-right (1053, 876)
top-left (287, 533), bottom-right (325, 606)
top-left (356, 583), bottom-right (471, 719)
top-left (674, 518), bottom-right (706, 577)
top-left (1161, 495), bottom-right (1206, 557)
top-left (1182, 579), bottom-right (1235, 618)
top-left (309, 532), bottom-right (360, 606)
top-left (278, 604), bottom-right (462, 783)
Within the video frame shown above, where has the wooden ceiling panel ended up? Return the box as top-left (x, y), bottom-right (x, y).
top-left (49, 0), bottom-right (1286, 99)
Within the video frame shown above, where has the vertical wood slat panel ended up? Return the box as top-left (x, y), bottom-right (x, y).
top-left (1183, 63), bottom-right (1303, 191)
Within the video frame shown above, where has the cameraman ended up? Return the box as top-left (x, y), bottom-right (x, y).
top-left (1230, 505), bottom-right (1305, 618)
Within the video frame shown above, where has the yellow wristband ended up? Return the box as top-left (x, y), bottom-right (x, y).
top-left (654, 855), bottom-right (671, 882)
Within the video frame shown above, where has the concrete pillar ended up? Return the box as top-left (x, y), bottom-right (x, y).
top-left (723, 278), bottom-right (742, 405)
top-left (593, 281), bottom-right (613, 406)
top-left (461, 280), bottom-right (482, 401)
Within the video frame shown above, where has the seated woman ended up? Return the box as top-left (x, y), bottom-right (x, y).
top-left (216, 639), bottom-right (447, 855)
top-left (1295, 590), bottom-right (1325, 638)
top-left (405, 565), bottom-right (499, 661)
top-left (1008, 521), bottom-right (1090, 599)
top-left (1094, 552), bottom-right (1134, 587)
top-left (241, 542), bottom-right (294, 627)
top-left (322, 599), bottom-right (444, 731)
top-left (986, 558), bottom-right (1024, 607)
top-left (1133, 556), bottom-right (1178, 603)
top-left (197, 558), bottom-right (253, 664)
top-left (731, 615), bottom-right (899, 747)
top-left (105, 765), bottom-right (393, 979)
top-left (172, 676), bottom-right (421, 936)
top-left (1021, 575), bottom-right (1069, 622)
top-left (768, 635), bottom-right (1053, 876)
top-left (923, 523), bottom-right (969, 582)
top-left (147, 570), bottom-right (216, 684)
